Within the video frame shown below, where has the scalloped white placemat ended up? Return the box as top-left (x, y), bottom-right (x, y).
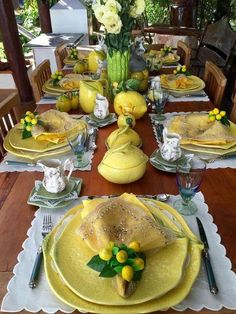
top-left (1, 192), bottom-right (236, 313)
top-left (150, 112), bottom-right (236, 169)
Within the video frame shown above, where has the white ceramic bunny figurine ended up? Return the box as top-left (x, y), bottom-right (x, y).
top-left (93, 94), bottom-right (109, 120)
top-left (160, 127), bottom-right (182, 162)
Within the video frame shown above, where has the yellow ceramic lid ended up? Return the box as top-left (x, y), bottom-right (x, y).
top-left (107, 126), bottom-right (142, 148)
top-left (101, 143), bottom-right (148, 169)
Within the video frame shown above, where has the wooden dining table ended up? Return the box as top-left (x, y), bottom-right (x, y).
top-left (0, 100), bottom-right (236, 314)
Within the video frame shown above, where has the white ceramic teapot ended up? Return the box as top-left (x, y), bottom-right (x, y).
top-left (93, 93), bottom-right (109, 120)
top-left (37, 158), bottom-right (74, 193)
top-left (160, 127), bottom-right (182, 162)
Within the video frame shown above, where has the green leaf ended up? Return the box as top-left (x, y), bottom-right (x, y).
top-left (87, 255), bottom-right (107, 272)
top-left (125, 79), bottom-right (140, 91)
top-left (99, 265), bottom-right (117, 278)
top-left (133, 271), bottom-right (142, 281)
top-left (22, 129), bottom-right (32, 139)
top-left (114, 265), bottom-right (123, 273)
top-left (109, 257), bottom-right (119, 267)
top-left (112, 247), bottom-right (119, 255)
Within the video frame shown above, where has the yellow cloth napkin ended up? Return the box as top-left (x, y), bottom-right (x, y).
top-left (32, 109), bottom-right (87, 144)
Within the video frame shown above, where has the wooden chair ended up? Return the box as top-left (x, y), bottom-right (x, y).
top-left (203, 61), bottom-right (227, 108)
top-left (0, 91), bottom-right (20, 160)
top-left (55, 43), bottom-right (68, 71)
top-left (230, 93), bottom-right (236, 123)
top-left (29, 59), bottom-right (51, 103)
top-left (176, 40), bottom-right (191, 69)
top-left (191, 17), bottom-right (236, 75)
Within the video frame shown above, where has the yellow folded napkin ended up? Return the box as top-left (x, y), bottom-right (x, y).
top-left (167, 113), bottom-right (236, 145)
top-left (161, 74), bottom-right (194, 90)
top-left (32, 109), bottom-right (87, 143)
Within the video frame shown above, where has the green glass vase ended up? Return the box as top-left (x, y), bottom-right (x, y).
top-left (107, 50), bottom-right (130, 84)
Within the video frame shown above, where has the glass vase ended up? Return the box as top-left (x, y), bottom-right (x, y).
top-left (107, 50), bottom-right (130, 84)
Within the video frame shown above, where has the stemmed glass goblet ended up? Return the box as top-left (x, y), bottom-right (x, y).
top-left (174, 157), bottom-right (206, 216)
top-left (152, 88), bottom-right (169, 121)
top-left (65, 125), bottom-right (90, 168)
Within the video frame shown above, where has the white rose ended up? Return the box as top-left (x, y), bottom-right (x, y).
top-left (93, 4), bottom-right (106, 23)
top-left (102, 12), bottom-right (122, 34)
top-left (130, 0), bottom-right (145, 18)
top-left (105, 0), bottom-right (121, 14)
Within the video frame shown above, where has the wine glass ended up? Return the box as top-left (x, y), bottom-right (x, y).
top-left (152, 89), bottom-right (169, 121)
top-left (65, 126), bottom-right (90, 168)
top-left (174, 157), bottom-right (206, 215)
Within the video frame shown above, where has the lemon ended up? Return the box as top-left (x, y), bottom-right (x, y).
top-left (99, 248), bottom-right (112, 261)
top-left (128, 241), bottom-right (140, 252)
top-left (117, 114), bottom-right (136, 128)
top-left (142, 69), bottom-right (149, 79)
top-left (213, 108), bottom-right (219, 115)
top-left (56, 95), bottom-right (72, 113)
top-left (25, 125), bottom-right (32, 132)
top-left (121, 265), bottom-right (134, 282)
top-left (71, 94), bottom-right (80, 109)
top-left (88, 50), bottom-right (106, 72)
top-left (130, 71), bottom-right (144, 81)
top-left (26, 111), bottom-right (31, 115)
top-left (133, 257), bottom-right (145, 270)
top-left (209, 115), bottom-right (216, 121)
top-left (107, 241), bottom-right (114, 250)
top-left (31, 118), bottom-right (38, 125)
top-left (220, 111), bottom-right (226, 117)
top-left (216, 114), bottom-right (222, 120)
top-left (116, 250), bottom-right (128, 263)
top-left (20, 118), bottom-right (25, 124)
top-left (73, 61), bottom-right (86, 74)
top-left (25, 116), bottom-right (31, 123)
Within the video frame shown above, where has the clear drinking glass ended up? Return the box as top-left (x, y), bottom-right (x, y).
top-left (174, 157), bottom-right (206, 215)
top-left (66, 126), bottom-right (90, 168)
top-left (152, 89), bottom-right (169, 121)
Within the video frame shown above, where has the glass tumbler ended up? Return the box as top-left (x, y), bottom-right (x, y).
top-left (174, 157), bottom-right (206, 215)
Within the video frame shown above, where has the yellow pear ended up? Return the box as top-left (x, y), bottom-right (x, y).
top-left (79, 80), bottom-right (104, 113)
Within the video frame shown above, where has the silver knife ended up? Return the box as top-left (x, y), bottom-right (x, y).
top-left (196, 217), bottom-right (218, 295)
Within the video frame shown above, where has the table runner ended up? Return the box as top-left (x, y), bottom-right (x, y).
top-left (150, 113), bottom-right (236, 169)
top-left (1, 192), bottom-right (236, 313)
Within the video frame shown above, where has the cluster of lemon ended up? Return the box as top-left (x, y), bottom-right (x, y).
top-left (88, 241), bottom-right (145, 282)
top-left (173, 65), bottom-right (187, 75)
top-left (161, 46), bottom-right (172, 55)
top-left (51, 70), bottom-right (64, 85)
top-left (69, 48), bottom-right (78, 60)
top-left (20, 111), bottom-right (42, 138)
top-left (208, 108), bottom-right (229, 125)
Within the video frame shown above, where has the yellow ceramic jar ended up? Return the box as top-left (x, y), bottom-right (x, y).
top-left (98, 143), bottom-right (148, 184)
top-left (88, 50), bottom-right (106, 73)
top-left (79, 80), bottom-right (104, 113)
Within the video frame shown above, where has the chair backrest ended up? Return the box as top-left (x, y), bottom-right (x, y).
top-left (55, 43), bottom-right (68, 71)
top-left (176, 40), bottom-right (192, 69)
top-left (0, 91), bottom-right (20, 160)
top-left (203, 61), bottom-right (227, 108)
top-left (230, 93), bottom-right (236, 123)
top-left (29, 59), bottom-right (51, 102)
top-left (196, 17), bottom-right (236, 69)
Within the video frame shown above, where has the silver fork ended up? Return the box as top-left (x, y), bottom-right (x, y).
top-left (29, 215), bottom-right (52, 288)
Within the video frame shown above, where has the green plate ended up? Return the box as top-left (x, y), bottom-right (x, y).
top-left (89, 113), bottom-right (114, 123)
top-left (27, 178), bottom-right (82, 208)
top-left (149, 150), bottom-right (187, 173)
top-left (36, 179), bottom-right (76, 200)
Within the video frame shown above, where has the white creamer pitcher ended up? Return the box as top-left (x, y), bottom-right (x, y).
top-left (160, 127), bottom-right (182, 162)
top-left (37, 158), bottom-right (74, 193)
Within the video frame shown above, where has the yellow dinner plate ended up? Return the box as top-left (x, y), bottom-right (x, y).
top-left (8, 125), bottom-right (68, 153)
top-left (161, 75), bottom-right (204, 92)
top-left (43, 79), bottom-right (79, 93)
top-left (51, 213), bottom-right (188, 305)
top-left (42, 84), bottom-right (62, 96)
top-left (43, 198), bottom-right (203, 313)
top-left (162, 54), bottom-right (180, 65)
top-left (4, 132), bottom-right (71, 161)
top-left (181, 142), bottom-right (236, 156)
